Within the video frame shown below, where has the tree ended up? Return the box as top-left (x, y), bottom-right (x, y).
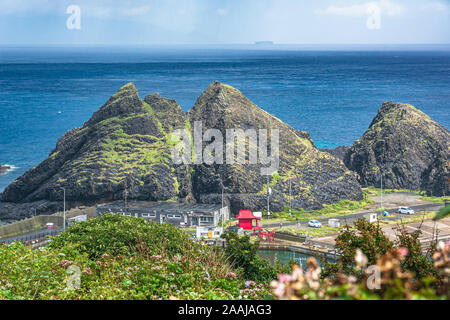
top-left (322, 219), bottom-right (436, 281)
top-left (221, 231), bottom-right (291, 283)
top-left (322, 219), bottom-right (392, 278)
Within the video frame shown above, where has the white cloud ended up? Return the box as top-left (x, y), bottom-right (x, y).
top-left (316, 0), bottom-right (405, 17)
top-left (122, 5), bottom-right (151, 17)
top-left (420, 2), bottom-right (450, 13)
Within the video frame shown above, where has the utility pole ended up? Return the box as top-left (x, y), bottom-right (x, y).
top-left (123, 179), bottom-right (128, 215)
top-left (379, 140), bottom-right (385, 210)
top-left (267, 175), bottom-right (270, 217)
top-left (380, 170), bottom-right (383, 209)
top-left (124, 189), bottom-right (128, 214)
top-left (62, 187), bottom-right (66, 232)
top-left (221, 185), bottom-right (224, 230)
top-left (289, 176), bottom-right (292, 217)
top-left (32, 202), bottom-right (45, 219)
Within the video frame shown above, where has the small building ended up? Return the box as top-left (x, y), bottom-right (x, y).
top-left (196, 226), bottom-right (223, 240)
top-left (95, 201), bottom-right (229, 228)
top-left (236, 210), bottom-right (261, 231)
top-left (328, 219), bottom-right (341, 228)
top-left (364, 213), bottom-right (378, 223)
top-left (68, 215), bottom-right (87, 226)
top-left (253, 212), bottom-right (262, 219)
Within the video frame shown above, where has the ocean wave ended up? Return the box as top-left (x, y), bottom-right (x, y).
top-left (0, 164), bottom-right (17, 174)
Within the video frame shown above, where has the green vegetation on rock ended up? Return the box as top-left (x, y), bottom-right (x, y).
top-left (343, 102), bottom-right (449, 197)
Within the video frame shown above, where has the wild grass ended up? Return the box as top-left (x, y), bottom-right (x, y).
top-left (265, 198), bottom-right (374, 223)
top-left (419, 196), bottom-right (450, 204)
top-left (275, 225), bottom-right (343, 238)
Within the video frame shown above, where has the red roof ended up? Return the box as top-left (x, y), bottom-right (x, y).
top-left (236, 210), bottom-right (261, 220)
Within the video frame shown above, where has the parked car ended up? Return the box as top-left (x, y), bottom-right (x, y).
top-left (398, 207), bottom-right (415, 215)
top-left (308, 220), bottom-right (322, 228)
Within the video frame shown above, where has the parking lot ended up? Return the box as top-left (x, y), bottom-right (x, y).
top-left (382, 217), bottom-right (450, 243)
top-left (314, 217), bottom-right (450, 248)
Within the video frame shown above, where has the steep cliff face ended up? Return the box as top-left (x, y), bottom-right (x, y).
top-left (344, 102), bottom-right (450, 196)
top-left (0, 83), bottom-right (191, 204)
top-left (187, 82), bottom-right (363, 212)
top-left (321, 146), bottom-right (351, 162)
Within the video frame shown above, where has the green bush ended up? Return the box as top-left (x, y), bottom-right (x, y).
top-left (322, 219), bottom-right (437, 281)
top-left (49, 213), bottom-right (192, 259)
top-left (221, 231), bottom-right (291, 283)
top-left (0, 214), bottom-right (271, 300)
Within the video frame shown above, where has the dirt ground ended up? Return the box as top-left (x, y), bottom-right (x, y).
top-left (53, 206), bottom-right (96, 219)
top-left (368, 192), bottom-right (432, 209)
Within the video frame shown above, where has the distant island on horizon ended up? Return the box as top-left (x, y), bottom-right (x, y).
top-left (254, 41), bottom-right (274, 45)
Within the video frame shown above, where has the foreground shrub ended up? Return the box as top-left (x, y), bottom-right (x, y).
top-left (0, 215), bottom-right (271, 300)
top-left (221, 231), bottom-right (291, 283)
top-left (271, 242), bottom-right (450, 300)
top-left (49, 213), bottom-right (192, 259)
top-left (322, 219), bottom-right (437, 281)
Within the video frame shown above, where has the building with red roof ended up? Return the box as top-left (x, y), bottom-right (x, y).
top-left (236, 210), bottom-right (261, 230)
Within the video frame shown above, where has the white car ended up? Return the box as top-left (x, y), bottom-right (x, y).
top-left (308, 220), bottom-right (322, 228)
top-left (398, 207), bottom-right (415, 215)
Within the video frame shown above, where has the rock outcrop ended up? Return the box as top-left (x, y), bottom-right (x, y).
top-left (343, 102), bottom-right (449, 196)
top-left (0, 164), bottom-right (11, 175)
top-left (321, 146), bottom-right (351, 162)
top-left (0, 83), bottom-right (191, 204)
top-left (0, 81), bottom-right (364, 218)
top-left (187, 81), bottom-right (363, 212)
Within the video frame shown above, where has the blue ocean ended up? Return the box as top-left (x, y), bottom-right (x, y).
top-left (1, 45), bottom-right (449, 192)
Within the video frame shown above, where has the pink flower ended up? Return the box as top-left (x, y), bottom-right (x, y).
top-left (278, 274), bottom-right (292, 283)
top-left (398, 247), bottom-right (409, 258)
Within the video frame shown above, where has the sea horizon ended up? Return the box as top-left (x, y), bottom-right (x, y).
top-left (1, 45), bottom-right (449, 191)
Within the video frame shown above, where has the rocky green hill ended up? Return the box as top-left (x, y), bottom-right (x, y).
top-left (188, 81), bottom-right (363, 212)
top-left (342, 102), bottom-right (449, 196)
top-left (0, 81), bottom-right (364, 218)
top-left (0, 83), bottom-right (192, 205)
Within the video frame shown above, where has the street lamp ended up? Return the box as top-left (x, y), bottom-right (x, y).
top-left (123, 180), bottom-right (128, 215)
top-left (378, 140), bottom-right (386, 210)
top-left (221, 185), bottom-right (224, 209)
top-left (267, 175), bottom-right (271, 217)
top-left (289, 175), bottom-right (292, 217)
top-left (381, 168), bottom-right (383, 209)
top-left (61, 187), bottom-right (66, 232)
top-left (32, 202), bottom-right (47, 218)
top-left (221, 185), bottom-right (225, 230)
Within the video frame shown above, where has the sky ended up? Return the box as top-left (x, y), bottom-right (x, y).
top-left (0, 0), bottom-right (449, 45)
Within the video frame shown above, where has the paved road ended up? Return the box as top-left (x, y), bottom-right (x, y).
top-left (262, 203), bottom-right (444, 229)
